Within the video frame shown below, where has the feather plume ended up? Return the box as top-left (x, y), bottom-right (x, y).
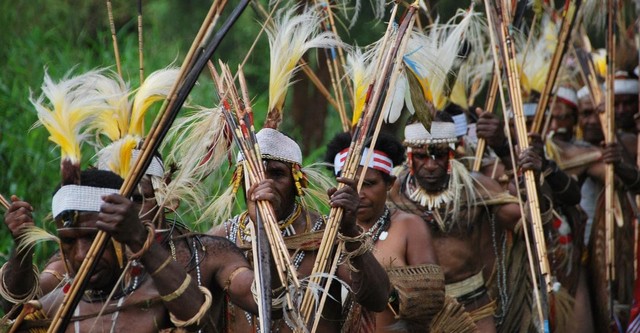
top-left (130, 68), bottom-right (180, 137)
top-left (591, 49), bottom-right (607, 79)
top-left (345, 47), bottom-right (376, 125)
top-left (518, 14), bottom-right (558, 98)
top-left (265, 6), bottom-right (343, 129)
top-left (581, 0), bottom-right (606, 30)
top-left (402, 6), bottom-right (484, 113)
top-left (96, 135), bottom-right (139, 178)
top-left (383, 67), bottom-right (407, 123)
top-left (91, 72), bottom-right (130, 143)
top-left (30, 69), bottom-right (111, 165)
top-left (16, 226), bottom-right (60, 255)
top-left (160, 106), bottom-right (231, 217)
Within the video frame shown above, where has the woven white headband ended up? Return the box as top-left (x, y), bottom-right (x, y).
top-left (52, 185), bottom-right (120, 219)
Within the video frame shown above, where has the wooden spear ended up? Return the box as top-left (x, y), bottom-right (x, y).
top-left (46, 1), bottom-right (248, 331)
top-left (604, 0), bottom-right (617, 323)
top-left (488, 0), bottom-right (553, 330)
top-left (0, 194), bottom-right (9, 210)
top-left (137, 0), bottom-right (145, 84)
top-left (106, 0), bottom-right (122, 78)
top-left (299, 4), bottom-right (418, 330)
top-left (530, 0), bottom-right (582, 134)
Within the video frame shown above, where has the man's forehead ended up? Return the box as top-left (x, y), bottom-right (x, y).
top-left (411, 144), bottom-right (450, 153)
top-left (264, 159), bottom-right (291, 168)
top-left (56, 211), bottom-right (99, 228)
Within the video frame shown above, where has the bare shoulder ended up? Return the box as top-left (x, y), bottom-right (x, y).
top-left (471, 171), bottom-right (504, 192)
top-left (390, 209), bottom-right (430, 237)
top-left (207, 221), bottom-right (229, 237)
top-left (391, 209), bottom-right (425, 227)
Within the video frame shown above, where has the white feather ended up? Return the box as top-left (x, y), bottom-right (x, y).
top-left (267, 6), bottom-right (344, 120)
top-left (383, 67), bottom-right (407, 123)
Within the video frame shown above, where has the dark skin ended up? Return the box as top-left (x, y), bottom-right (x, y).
top-left (614, 93), bottom-right (638, 134)
top-left (476, 110), bottom-right (581, 206)
top-left (3, 178), bottom-right (257, 332)
top-left (354, 166), bottom-right (439, 333)
top-left (549, 103), bottom-right (578, 142)
top-left (406, 147), bottom-right (522, 333)
top-left (211, 159), bottom-right (390, 333)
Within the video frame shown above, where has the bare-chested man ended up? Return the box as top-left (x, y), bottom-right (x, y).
top-left (210, 128), bottom-right (390, 332)
top-left (387, 113), bottom-right (523, 332)
top-left (325, 131), bottom-right (444, 332)
top-left (2, 169), bottom-right (259, 332)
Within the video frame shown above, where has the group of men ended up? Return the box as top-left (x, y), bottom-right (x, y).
top-left (4, 11), bottom-right (640, 333)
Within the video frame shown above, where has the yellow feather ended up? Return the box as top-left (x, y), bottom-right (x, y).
top-left (130, 68), bottom-right (179, 137)
top-left (266, 6), bottom-right (342, 128)
top-left (97, 136), bottom-right (139, 178)
top-left (30, 69), bottom-right (112, 164)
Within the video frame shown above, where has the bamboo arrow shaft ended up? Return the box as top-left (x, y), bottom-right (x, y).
top-left (531, 0), bottom-right (582, 134)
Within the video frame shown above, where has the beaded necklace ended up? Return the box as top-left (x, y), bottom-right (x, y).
top-left (235, 203), bottom-right (302, 242)
top-left (366, 207), bottom-right (391, 242)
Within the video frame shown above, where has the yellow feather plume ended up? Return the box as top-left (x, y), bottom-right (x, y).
top-left (518, 14), bottom-right (557, 98)
top-left (91, 71), bottom-right (130, 142)
top-left (130, 68), bottom-right (180, 137)
top-left (592, 49), bottom-right (607, 79)
top-left (265, 6), bottom-right (343, 129)
top-left (30, 69), bottom-right (112, 164)
top-left (345, 48), bottom-right (376, 125)
top-left (96, 135), bottom-right (139, 178)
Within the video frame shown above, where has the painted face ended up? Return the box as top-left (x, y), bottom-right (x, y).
top-left (355, 166), bottom-right (392, 225)
top-left (263, 159), bottom-right (297, 220)
top-left (614, 94), bottom-right (638, 132)
top-left (410, 145), bottom-right (451, 193)
top-left (550, 103), bottom-right (577, 142)
top-left (578, 98), bottom-right (604, 145)
top-left (57, 212), bottom-right (123, 291)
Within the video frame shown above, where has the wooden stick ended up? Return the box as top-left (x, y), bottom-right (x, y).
top-left (299, 5), bottom-right (417, 330)
top-left (604, 0), bottom-right (617, 318)
top-left (46, 1), bottom-right (248, 331)
top-left (299, 59), bottom-right (340, 110)
top-left (487, 1), bottom-right (552, 330)
top-left (0, 194), bottom-right (9, 210)
top-left (137, 0), bottom-right (145, 84)
top-left (106, 0), bottom-right (122, 78)
top-left (530, 0), bottom-right (582, 134)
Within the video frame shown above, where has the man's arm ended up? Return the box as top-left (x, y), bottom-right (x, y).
top-left (99, 194), bottom-right (216, 331)
top-left (330, 178), bottom-right (390, 312)
top-left (1, 196), bottom-right (40, 313)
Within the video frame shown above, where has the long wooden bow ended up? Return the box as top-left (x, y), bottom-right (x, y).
top-left (46, 1), bottom-right (249, 331)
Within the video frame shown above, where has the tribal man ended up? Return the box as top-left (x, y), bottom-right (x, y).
top-left (2, 168), bottom-right (259, 332)
top-left (210, 128), bottom-right (390, 332)
top-left (387, 113), bottom-right (524, 332)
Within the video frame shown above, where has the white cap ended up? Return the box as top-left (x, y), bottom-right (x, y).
top-left (577, 85), bottom-right (591, 100)
top-left (614, 71), bottom-right (638, 95)
top-left (555, 87), bottom-right (578, 108)
top-left (237, 128), bottom-right (302, 165)
top-left (404, 122), bottom-right (457, 148)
